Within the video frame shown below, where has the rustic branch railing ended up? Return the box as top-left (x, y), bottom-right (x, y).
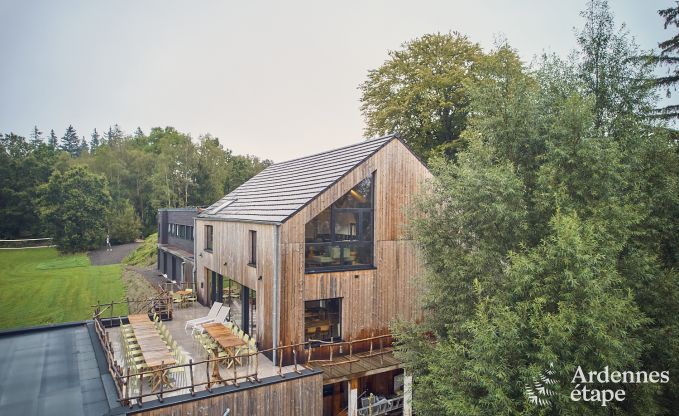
top-left (92, 295), bottom-right (172, 322)
top-left (92, 310), bottom-right (394, 408)
top-left (306, 333), bottom-right (394, 366)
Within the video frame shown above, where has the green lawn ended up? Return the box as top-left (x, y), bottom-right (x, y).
top-left (0, 247), bottom-right (127, 330)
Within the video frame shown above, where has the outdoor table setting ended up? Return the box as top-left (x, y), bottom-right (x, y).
top-left (127, 314), bottom-right (177, 391)
top-left (202, 322), bottom-right (247, 386)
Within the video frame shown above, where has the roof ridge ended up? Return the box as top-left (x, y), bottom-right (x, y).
top-left (271, 134), bottom-right (395, 167)
top-left (201, 134), bottom-right (398, 222)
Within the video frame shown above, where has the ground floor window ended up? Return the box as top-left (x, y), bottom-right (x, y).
top-left (304, 298), bottom-right (341, 342)
top-left (207, 270), bottom-right (257, 342)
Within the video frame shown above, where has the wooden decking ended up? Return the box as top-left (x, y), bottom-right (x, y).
top-left (310, 349), bottom-right (402, 385)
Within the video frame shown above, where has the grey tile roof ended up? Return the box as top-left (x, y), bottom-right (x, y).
top-left (201, 135), bottom-right (396, 223)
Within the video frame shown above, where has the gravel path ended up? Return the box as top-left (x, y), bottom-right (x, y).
top-left (88, 242), bottom-right (141, 266)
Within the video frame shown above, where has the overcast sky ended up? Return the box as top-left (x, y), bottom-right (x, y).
top-left (0, 1), bottom-right (672, 162)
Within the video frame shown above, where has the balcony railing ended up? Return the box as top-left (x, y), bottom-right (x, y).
top-left (93, 315), bottom-right (395, 408)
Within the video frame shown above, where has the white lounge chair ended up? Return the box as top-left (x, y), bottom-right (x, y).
top-left (193, 306), bottom-right (231, 334)
top-left (184, 302), bottom-right (222, 332)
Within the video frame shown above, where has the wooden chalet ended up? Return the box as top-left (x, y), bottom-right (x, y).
top-left (194, 134), bottom-right (431, 415)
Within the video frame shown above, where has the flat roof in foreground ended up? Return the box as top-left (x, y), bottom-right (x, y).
top-left (0, 323), bottom-right (113, 416)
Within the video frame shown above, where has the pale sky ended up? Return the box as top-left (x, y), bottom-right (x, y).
top-left (0, 0), bottom-right (672, 162)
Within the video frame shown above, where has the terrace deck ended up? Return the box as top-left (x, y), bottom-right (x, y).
top-left (313, 350), bottom-right (402, 385)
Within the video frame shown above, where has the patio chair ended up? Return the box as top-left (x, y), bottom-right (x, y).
top-left (184, 302), bottom-right (223, 332)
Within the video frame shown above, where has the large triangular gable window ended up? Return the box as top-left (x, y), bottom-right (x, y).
top-left (304, 173), bottom-right (375, 273)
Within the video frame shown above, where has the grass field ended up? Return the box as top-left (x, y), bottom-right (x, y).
top-left (0, 247), bottom-right (127, 330)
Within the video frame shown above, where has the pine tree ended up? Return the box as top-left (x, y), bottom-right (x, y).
top-left (48, 129), bottom-right (58, 148)
top-left (30, 125), bottom-right (43, 145)
top-left (647, 3), bottom-right (679, 119)
top-left (134, 127), bottom-right (144, 138)
top-left (106, 124), bottom-right (124, 147)
top-left (80, 136), bottom-right (89, 155)
top-left (60, 125), bottom-right (80, 157)
top-left (90, 128), bottom-right (100, 152)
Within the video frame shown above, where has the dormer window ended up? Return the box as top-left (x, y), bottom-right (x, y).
top-left (304, 174), bottom-right (374, 273)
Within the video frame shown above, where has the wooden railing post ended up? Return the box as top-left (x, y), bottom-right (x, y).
top-left (255, 351), bottom-right (259, 382)
top-left (293, 349), bottom-right (298, 373)
top-left (138, 369), bottom-right (143, 408)
top-left (205, 358), bottom-right (212, 392)
top-left (233, 356), bottom-right (239, 387)
top-left (158, 361), bottom-right (165, 402)
top-left (125, 367), bottom-right (130, 405)
top-left (278, 344), bottom-right (284, 377)
top-left (380, 338), bottom-right (384, 364)
top-left (188, 359), bottom-right (195, 396)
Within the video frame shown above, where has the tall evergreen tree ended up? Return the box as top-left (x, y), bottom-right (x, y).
top-left (30, 125), bottom-right (43, 145)
top-left (647, 2), bottom-right (679, 119)
top-left (134, 127), bottom-right (144, 138)
top-left (79, 136), bottom-right (89, 155)
top-left (60, 125), bottom-right (80, 157)
top-left (48, 129), bottom-right (58, 148)
top-left (90, 128), bottom-right (100, 152)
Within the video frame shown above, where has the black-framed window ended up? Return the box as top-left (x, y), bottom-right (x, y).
top-left (248, 230), bottom-right (257, 266)
top-left (304, 298), bottom-right (341, 342)
top-left (205, 225), bottom-right (213, 251)
top-left (304, 174), bottom-right (374, 273)
top-left (167, 223), bottom-right (194, 241)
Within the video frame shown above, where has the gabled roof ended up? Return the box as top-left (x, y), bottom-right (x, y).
top-left (200, 134), bottom-right (397, 223)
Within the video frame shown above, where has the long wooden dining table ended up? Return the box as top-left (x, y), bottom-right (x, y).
top-left (202, 322), bottom-right (247, 386)
top-left (127, 314), bottom-right (176, 390)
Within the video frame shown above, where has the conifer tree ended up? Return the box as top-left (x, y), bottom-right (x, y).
top-left (79, 136), bottom-right (89, 155)
top-left (30, 125), bottom-right (43, 145)
top-left (60, 125), bottom-right (80, 157)
top-left (647, 2), bottom-right (679, 119)
top-left (90, 128), bottom-right (100, 152)
top-left (48, 129), bottom-right (58, 148)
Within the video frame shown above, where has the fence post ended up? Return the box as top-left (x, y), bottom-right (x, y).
top-left (293, 349), bottom-right (298, 373)
top-left (206, 358), bottom-right (212, 392)
top-left (380, 338), bottom-right (384, 365)
top-left (125, 367), bottom-right (130, 405)
top-left (158, 361), bottom-right (165, 402)
top-left (255, 352), bottom-right (259, 382)
top-left (110, 301), bottom-right (114, 324)
top-left (138, 369), bottom-right (143, 408)
top-left (233, 356), bottom-right (239, 387)
top-left (188, 359), bottom-right (195, 396)
top-left (349, 338), bottom-right (353, 373)
top-left (278, 344), bottom-right (284, 377)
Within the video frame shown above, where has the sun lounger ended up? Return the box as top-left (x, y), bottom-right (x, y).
top-left (184, 302), bottom-right (222, 332)
top-left (193, 306), bottom-right (231, 334)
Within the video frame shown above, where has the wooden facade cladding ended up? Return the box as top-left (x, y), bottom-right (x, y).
top-left (195, 220), bottom-right (276, 350)
top-left (129, 371), bottom-right (323, 416)
top-left (195, 138), bottom-right (431, 362)
top-left (279, 139), bottom-right (431, 353)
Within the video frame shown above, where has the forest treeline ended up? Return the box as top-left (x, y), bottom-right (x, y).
top-left (0, 125), bottom-right (270, 247)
